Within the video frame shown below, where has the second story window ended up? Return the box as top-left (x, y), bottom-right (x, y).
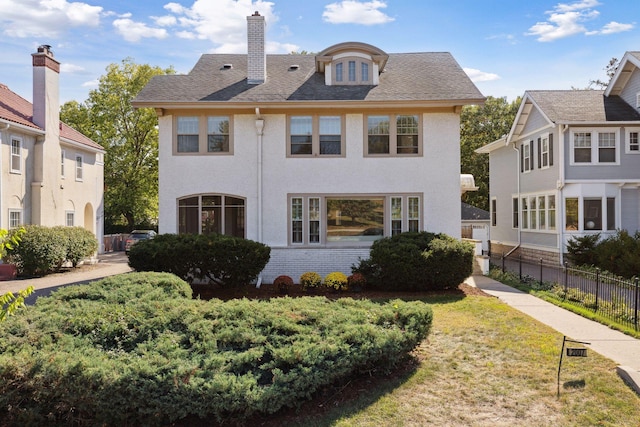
top-left (176, 116), bottom-right (232, 154)
top-left (332, 58), bottom-right (373, 85)
top-left (571, 129), bottom-right (618, 164)
top-left (10, 137), bottom-right (21, 173)
top-left (366, 114), bottom-right (420, 156)
top-left (521, 141), bottom-right (532, 172)
top-left (627, 129), bottom-right (640, 153)
top-left (598, 132), bottom-right (616, 162)
top-left (75, 154), bottom-right (83, 181)
top-left (288, 115), bottom-right (343, 157)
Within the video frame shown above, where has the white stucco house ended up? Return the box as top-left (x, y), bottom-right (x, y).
top-left (0, 46), bottom-right (105, 249)
top-left (133, 12), bottom-right (485, 282)
top-left (477, 51), bottom-right (640, 265)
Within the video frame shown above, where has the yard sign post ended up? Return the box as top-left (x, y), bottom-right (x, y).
top-left (557, 335), bottom-right (590, 397)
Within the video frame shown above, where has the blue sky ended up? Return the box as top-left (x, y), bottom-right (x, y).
top-left (0, 0), bottom-right (638, 104)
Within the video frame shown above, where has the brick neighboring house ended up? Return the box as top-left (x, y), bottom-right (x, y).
top-left (0, 46), bottom-right (105, 249)
top-left (477, 51), bottom-right (640, 265)
top-left (133, 12), bottom-right (485, 282)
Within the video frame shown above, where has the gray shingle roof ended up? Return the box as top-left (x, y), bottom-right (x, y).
top-left (527, 90), bottom-right (640, 122)
top-left (134, 52), bottom-right (484, 105)
top-left (461, 202), bottom-right (489, 221)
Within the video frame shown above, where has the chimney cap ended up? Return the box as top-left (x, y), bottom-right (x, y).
top-left (252, 11), bottom-right (260, 16)
top-left (38, 44), bottom-right (52, 53)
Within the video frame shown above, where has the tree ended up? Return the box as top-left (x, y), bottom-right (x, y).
top-left (61, 59), bottom-right (174, 230)
top-left (460, 96), bottom-right (521, 211)
top-left (588, 57), bottom-right (619, 89)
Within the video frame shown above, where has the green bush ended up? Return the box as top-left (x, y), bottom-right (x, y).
top-left (300, 271), bottom-right (321, 290)
top-left (55, 226), bottom-right (99, 267)
top-left (6, 225), bottom-right (67, 276)
top-left (128, 233), bottom-right (270, 286)
top-left (353, 232), bottom-right (474, 291)
top-left (567, 230), bottom-right (640, 279)
top-left (566, 233), bottom-right (601, 267)
top-left (324, 272), bottom-right (348, 291)
top-left (0, 272), bottom-right (432, 425)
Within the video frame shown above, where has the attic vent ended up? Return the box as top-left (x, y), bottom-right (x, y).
top-left (222, 64), bottom-right (233, 69)
top-left (289, 64), bottom-right (300, 71)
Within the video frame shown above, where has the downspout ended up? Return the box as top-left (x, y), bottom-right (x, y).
top-left (0, 122), bottom-right (8, 229)
top-left (254, 109), bottom-right (265, 288)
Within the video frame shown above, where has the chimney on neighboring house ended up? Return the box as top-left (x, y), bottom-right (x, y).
top-left (32, 44), bottom-right (60, 131)
top-left (247, 11), bottom-right (266, 84)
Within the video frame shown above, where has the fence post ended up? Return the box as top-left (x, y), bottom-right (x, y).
top-left (519, 254), bottom-right (522, 280)
top-left (539, 258), bottom-right (543, 287)
top-left (635, 276), bottom-right (639, 331)
top-left (564, 262), bottom-right (568, 295)
top-left (595, 268), bottom-right (600, 311)
top-left (502, 252), bottom-right (505, 273)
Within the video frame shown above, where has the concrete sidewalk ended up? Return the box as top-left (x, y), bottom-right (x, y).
top-left (465, 274), bottom-right (640, 394)
top-left (0, 251), bottom-right (132, 302)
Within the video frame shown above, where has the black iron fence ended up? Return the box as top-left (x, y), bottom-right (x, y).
top-left (490, 252), bottom-right (639, 331)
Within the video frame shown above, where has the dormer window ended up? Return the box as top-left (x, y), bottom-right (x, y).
top-left (316, 42), bottom-right (389, 87)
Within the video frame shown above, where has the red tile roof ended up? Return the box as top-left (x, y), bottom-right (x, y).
top-left (0, 83), bottom-right (103, 151)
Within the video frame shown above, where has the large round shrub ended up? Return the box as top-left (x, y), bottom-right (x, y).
top-left (6, 225), bottom-right (67, 276)
top-left (128, 233), bottom-right (270, 286)
top-left (353, 231), bottom-right (474, 291)
top-left (55, 226), bottom-right (99, 267)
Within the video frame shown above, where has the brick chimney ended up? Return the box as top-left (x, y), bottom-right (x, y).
top-left (32, 44), bottom-right (60, 131)
top-left (247, 11), bottom-right (266, 84)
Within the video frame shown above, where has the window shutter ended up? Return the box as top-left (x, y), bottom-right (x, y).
top-left (520, 145), bottom-right (524, 173)
top-left (549, 133), bottom-right (554, 166)
top-left (537, 138), bottom-right (542, 169)
top-left (530, 140), bottom-right (534, 170)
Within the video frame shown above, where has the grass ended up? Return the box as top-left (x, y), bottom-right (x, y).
top-left (263, 292), bottom-right (640, 427)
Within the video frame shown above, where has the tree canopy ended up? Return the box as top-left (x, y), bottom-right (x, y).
top-left (460, 96), bottom-right (520, 211)
top-left (60, 58), bottom-right (174, 231)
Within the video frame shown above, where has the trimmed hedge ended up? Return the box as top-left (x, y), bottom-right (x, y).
top-left (5, 225), bottom-right (98, 276)
top-left (353, 231), bottom-right (474, 291)
top-left (127, 233), bottom-right (270, 286)
top-left (0, 272), bottom-right (433, 425)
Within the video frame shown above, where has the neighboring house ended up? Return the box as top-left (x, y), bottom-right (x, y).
top-left (0, 46), bottom-right (105, 250)
top-left (133, 12), bottom-right (484, 282)
top-left (477, 51), bottom-right (640, 265)
top-left (461, 202), bottom-right (490, 252)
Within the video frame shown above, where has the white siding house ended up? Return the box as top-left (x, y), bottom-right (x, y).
top-left (133, 12), bottom-right (485, 282)
top-left (478, 51), bottom-right (640, 265)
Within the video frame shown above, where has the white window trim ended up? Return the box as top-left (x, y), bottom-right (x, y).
top-left (564, 195), bottom-right (616, 233)
top-left (491, 198), bottom-right (497, 227)
top-left (65, 211), bottom-right (75, 227)
top-left (540, 134), bottom-right (550, 169)
top-left (570, 128), bottom-right (620, 165)
top-left (288, 194), bottom-right (422, 247)
top-left (8, 209), bottom-right (22, 229)
top-left (518, 193), bottom-right (556, 233)
top-left (522, 141), bottom-right (532, 173)
top-left (10, 136), bottom-right (22, 174)
top-left (625, 127), bottom-right (640, 154)
top-left (75, 154), bottom-right (83, 181)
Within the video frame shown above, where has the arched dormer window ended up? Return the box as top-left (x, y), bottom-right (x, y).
top-left (315, 42), bottom-right (388, 86)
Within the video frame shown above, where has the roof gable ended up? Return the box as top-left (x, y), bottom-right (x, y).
top-left (605, 51), bottom-right (640, 97)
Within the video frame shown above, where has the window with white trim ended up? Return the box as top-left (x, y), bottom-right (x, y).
top-left (626, 128), bottom-right (640, 153)
top-left (521, 141), bottom-right (532, 172)
top-left (521, 197), bottom-right (529, 229)
top-left (366, 114), bottom-right (421, 156)
top-left (564, 197), bottom-right (615, 232)
top-left (530, 196), bottom-right (537, 229)
top-left (8, 210), bottom-right (22, 229)
top-left (178, 195), bottom-right (245, 237)
top-left (61, 149), bottom-right (65, 177)
top-left (540, 135), bottom-right (550, 168)
top-left (66, 211), bottom-right (75, 227)
top-left (491, 199), bottom-right (497, 226)
top-left (512, 197), bottom-right (519, 228)
top-left (10, 137), bottom-right (21, 173)
top-left (548, 195), bottom-right (556, 230)
top-left (288, 115), bottom-right (343, 156)
top-left (571, 129), bottom-right (619, 164)
top-left (289, 194), bottom-right (421, 245)
top-left (75, 154), bottom-right (83, 181)
top-left (175, 116), bottom-right (232, 154)
top-left (519, 194), bottom-right (556, 231)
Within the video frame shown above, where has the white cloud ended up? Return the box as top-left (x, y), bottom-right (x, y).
top-left (113, 18), bottom-right (168, 42)
top-left (526, 1), bottom-right (632, 42)
top-left (81, 79), bottom-right (99, 88)
top-left (323, 1), bottom-right (394, 25)
top-left (0, 0), bottom-right (102, 38)
top-left (60, 63), bottom-right (85, 73)
top-left (153, 15), bottom-right (177, 26)
top-left (464, 68), bottom-right (500, 83)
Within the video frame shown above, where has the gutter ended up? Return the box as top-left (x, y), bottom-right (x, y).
top-left (510, 142), bottom-right (522, 256)
top-left (254, 108), bottom-right (265, 289)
